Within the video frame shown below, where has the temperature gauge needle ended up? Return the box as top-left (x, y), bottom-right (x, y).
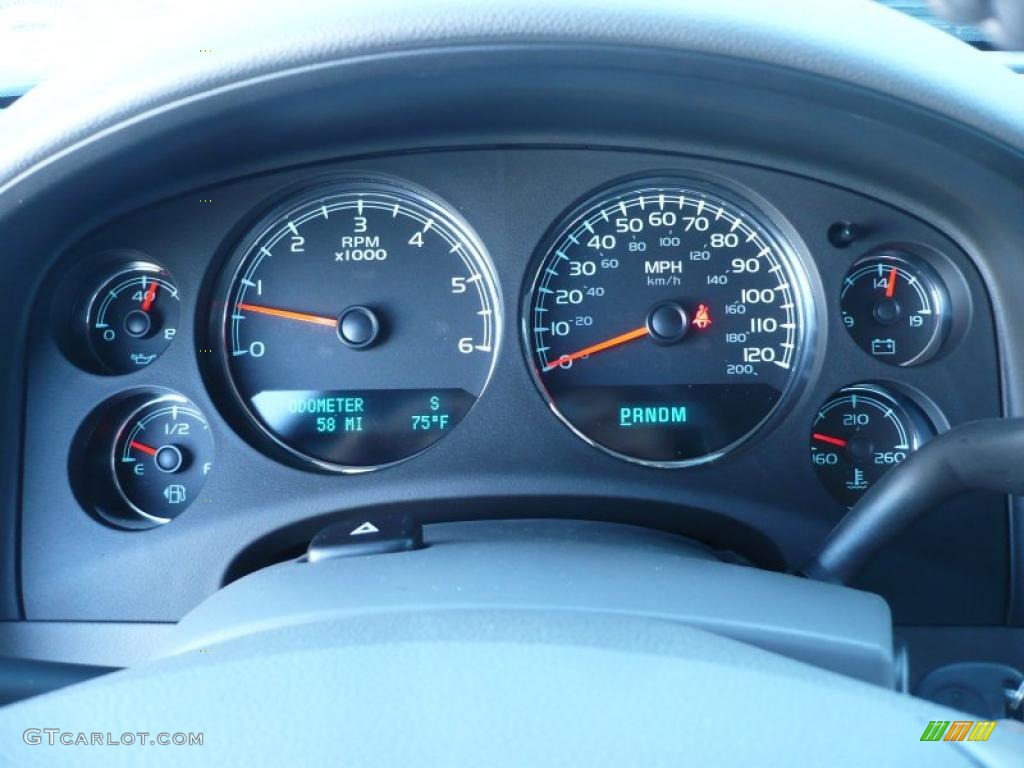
top-left (237, 303), bottom-right (337, 328)
top-left (812, 433), bottom-right (848, 448)
top-left (543, 326), bottom-right (648, 372)
top-left (130, 440), bottom-right (158, 456)
top-left (884, 267), bottom-right (898, 298)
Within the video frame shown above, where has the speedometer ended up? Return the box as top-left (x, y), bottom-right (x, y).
top-left (524, 178), bottom-right (812, 466)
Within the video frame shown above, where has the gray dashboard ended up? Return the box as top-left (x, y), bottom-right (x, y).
top-left (18, 146), bottom-right (1007, 626)
top-left (0, 0), bottom-right (1023, 671)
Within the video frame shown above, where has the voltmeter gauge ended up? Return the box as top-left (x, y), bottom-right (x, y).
top-left (810, 384), bottom-right (936, 508)
top-left (85, 262), bottom-right (180, 373)
top-left (840, 251), bottom-right (949, 366)
top-left (109, 393), bottom-right (213, 527)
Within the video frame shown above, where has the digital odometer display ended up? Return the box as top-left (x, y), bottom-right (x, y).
top-left (524, 179), bottom-right (810, 465)
top-left (221, 179), bottom-right (499, 470)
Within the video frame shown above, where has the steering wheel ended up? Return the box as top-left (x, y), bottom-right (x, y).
top-left (1, 1), bottom-right (1023, 765)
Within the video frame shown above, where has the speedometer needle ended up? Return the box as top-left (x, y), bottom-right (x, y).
top-left (237, 303), bottom-right (337, 328)
top-left (543, 326), bottom-right (648, 372)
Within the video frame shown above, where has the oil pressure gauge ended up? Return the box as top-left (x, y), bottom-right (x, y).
top-left (84, 261), bottom-right (180, 373)
top-left (840, 250), bottom-right (949, 366)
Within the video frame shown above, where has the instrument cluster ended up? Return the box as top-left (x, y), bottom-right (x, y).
top-left (41, 156), bottom-right (983, 529)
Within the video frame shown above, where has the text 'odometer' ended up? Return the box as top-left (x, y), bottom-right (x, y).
top-left (524, 179), bottom-right (810, 465)
top-left (222, 178), bottom-right (500, 470)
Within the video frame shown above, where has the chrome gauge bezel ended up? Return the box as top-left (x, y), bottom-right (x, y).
top-left (83, 260), bottom-right (180, 374)
top-left (108, 392), bottom-right (212, 526)
top-left (839, 249), bottom-right (951, 367)
top-left (521, 174), bottom-right (816, 468)
top-left (214, 175), bottom-right (502, 474)
top-left (809, 382), bottom-right (940, 508)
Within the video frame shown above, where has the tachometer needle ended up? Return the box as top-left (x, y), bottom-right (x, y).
top-left (130, 440), bottom-right (158, 456)
top-left (237, 303), bottom-right (337, 328)
top-left (141, 282), bottom-right (158, 312)
top-left (812, 433), bottom-right (848, 448)
top-left (543, 326), bottom-right (648, 372)
top-left (884, 267), bottom-right (897, 298)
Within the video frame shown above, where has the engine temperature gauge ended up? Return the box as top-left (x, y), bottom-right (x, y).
top-left (840, 251), bottom-right (949, 366)
top-left (810, 384), bottom-right (936, 508)
top-left (110, 393), bottom-right (213, 527)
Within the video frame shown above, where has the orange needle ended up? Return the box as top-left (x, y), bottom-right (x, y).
top-left (543, 326), bottom-right (649, 371)
top-left (130, 440), bottom-right (158, 456)
top-left (884, 267), bottom-right (897, 298)
top-left (141, 282), bottom-right (158, 312)
top-left (237, 302), bottom-right (337, 328)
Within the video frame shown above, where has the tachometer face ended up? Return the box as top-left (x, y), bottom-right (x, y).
top-left (221, 179), bottom-right (500, 471)
top-left (524, 179), bottom-right (811, 466)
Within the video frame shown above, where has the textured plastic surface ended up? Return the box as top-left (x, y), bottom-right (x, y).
top-left (0, 658), bottom-right (112, 707)
top-left (2, 611), bottom-right (1023, 766)
top-left (162, 520), bottom-right (896, 686)
top-left (0, 622), bottom-right (173, 668)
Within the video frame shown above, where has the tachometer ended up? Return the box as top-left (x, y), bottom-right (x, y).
top-left (524, 178), bottom-right (811, 466)
top-left (219, 178), bottom-right (500, 471)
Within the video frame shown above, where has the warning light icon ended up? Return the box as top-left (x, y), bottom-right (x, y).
top-left (693, 304), bottom-right (712, 330)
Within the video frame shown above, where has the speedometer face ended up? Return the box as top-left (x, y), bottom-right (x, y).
top-left (524, 179), bottom-right (811, 466)
top-left (221, 178), bottom-right (500, 471)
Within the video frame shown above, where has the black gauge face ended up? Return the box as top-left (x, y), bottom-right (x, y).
top-left (222, 179), bottom-right (500, 470)
top-left (86, 262), bottom-right (179, 373)
top-left (524, 179), bottom-right (811, 466)
top-left (840, 251), bottom-right (949, 366)
top-left (810, 385), bottom-right (934, 508)
top-left (112, 394), bottom-right (213, 525)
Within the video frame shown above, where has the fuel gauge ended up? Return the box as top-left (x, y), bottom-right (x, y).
top-left (110, 393), bottom-right (213, 527)
top-left (840, 251), bottom-right (949, 366)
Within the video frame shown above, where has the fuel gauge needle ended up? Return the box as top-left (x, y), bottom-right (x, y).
top-left (543, 326), bottom-right (648, 372)
top-left (237, 303), bottom-right (337, 328)
top-left (130, 440), bottom-right (158, 456)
